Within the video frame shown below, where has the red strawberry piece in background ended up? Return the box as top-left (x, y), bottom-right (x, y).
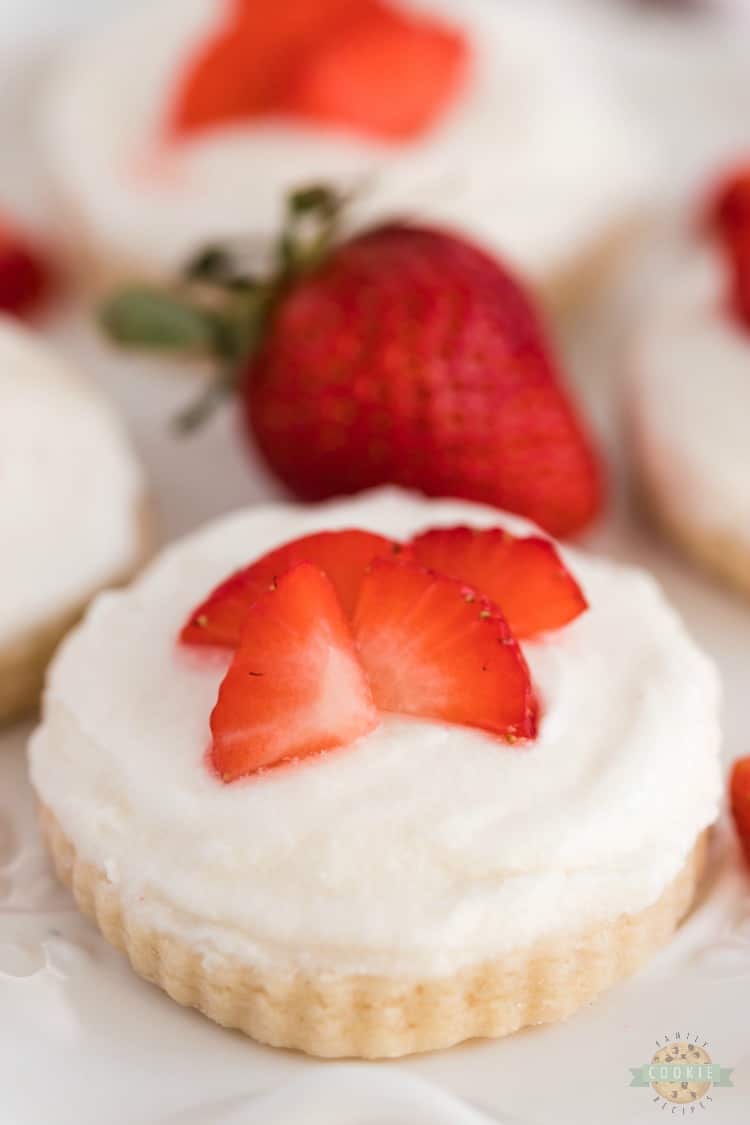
top-left (181, 528), bottom-right (403, 646)
top-left (410, 525), bottom-right (588, 639)
top-left (706, 164), bottom-right (750, 328)
top-left (0, 220), bottom-right (50, 319)
top-left (169, 0), bottom-right (370, 134)
top-left (730, 756), bottom-right (750, 867)
top-left (210, 562), bottom-right (379, 781)
top-left (351, 557), bottom-right (538, 741)
top-left (276, 1), bottom-right (468, 141)
top-left (169, 0), bottom-right (467, 142)
top-left (709, 165), bottom-right (750, 238)
top-left (102, 186), bottom-right (604, 539)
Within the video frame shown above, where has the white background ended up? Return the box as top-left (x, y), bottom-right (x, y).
top-left (1, 2), bottom-right (750, 1122)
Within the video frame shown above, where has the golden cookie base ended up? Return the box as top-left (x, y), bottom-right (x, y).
top-left (39, 805), bottom-right (707, 1059)
top-left (644, 486), bottom-right (750, 599)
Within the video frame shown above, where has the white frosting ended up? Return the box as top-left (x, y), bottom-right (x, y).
top-left (0, 317), bottom-right (146, 647)
top-left (42, 0), bottom-right (649, 283)
top-left (630, 237), bottom-right (750, 541)
top-left (29, 490), bottom-right (721, 978)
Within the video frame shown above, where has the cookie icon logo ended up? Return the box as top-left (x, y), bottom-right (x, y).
top-left (629, 1033), bottom-right (734, 1111)
top-left (650, 1042), bottom-right (713, 1104)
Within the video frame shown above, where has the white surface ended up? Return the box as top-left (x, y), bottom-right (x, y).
top-left (2, 2), bottom-right (750, 1123)
top-left (29, 490), bottom-right (720, 977)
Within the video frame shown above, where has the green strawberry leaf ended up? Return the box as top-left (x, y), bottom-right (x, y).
top-left (99, 287), bottom-right (224, 353)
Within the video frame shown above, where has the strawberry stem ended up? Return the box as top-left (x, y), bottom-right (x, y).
top-left (98, 183), bottom-right (349, 428)
top-left (278, 184), bottom-right (346, 280)
top-left (183, 245), bottom-right (236, 285)
top-left (172, 361), bottom-right (240, 432)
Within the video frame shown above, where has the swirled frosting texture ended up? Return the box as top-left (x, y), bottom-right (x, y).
top-left (30, 491), bottom-right (720, 976)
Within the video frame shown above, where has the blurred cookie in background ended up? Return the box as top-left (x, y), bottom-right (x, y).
top-left (41, 0), bottom-right (653, 314)
top-left (627, 161), bottom-right (750, 596)
top-left (0, 318), bottom-right (151, 724)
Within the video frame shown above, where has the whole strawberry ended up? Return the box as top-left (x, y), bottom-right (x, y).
top-left (101, 187), bottom-right (603, 537)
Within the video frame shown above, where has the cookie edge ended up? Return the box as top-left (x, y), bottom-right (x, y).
top-left (38, 804), bottom-right (707, 1058)
top-left (0, 499), bottom-right (155, 726)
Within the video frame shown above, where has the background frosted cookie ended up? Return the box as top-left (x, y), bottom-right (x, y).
top-left (0, 317), bottom-right (151, 723)
top-left (628, 164), bottom-right (750, 595)
top-left (29, 490), bottom-right (720, 1057)
top-left (42, 0), bottom-right (650, 310)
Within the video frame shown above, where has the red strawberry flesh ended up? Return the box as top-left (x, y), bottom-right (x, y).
top-left (181, 528), bottom-right (401, 646)
top-left (169, 0), bottom-right (467, 141)
top-left (707, 165), bottom-right (750, 329)
top-left (170, 0), bottom-right (369, 134)
top-left (245, 223), bottom-right (604, 537)
top-left (709, 166), bottom-right (750, 241)
top-left (351, 557), bottom-right (538, 740)
top-left (730, 755), bottom-right (750, 867)
top-left (0, 222), bottom-right (50, 318)
top-left (410, 525), bottom-right (587, 639)
top-left (277, 2), bottom-right (468, 141)
top-left (210, 562), bottom-right (379, 781)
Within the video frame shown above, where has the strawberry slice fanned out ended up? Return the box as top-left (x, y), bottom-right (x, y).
top-left (410, 525), bottom-right (587, 639)
top-left (210, 563), bottom-right (379, 781)
top-left (351, 558), bottom-right (538, 741)
top-left (182, 528), bottom-right (401, 646)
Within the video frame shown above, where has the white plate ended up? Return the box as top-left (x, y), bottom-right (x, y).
top-left (2, 4), bottom-right (750, 1122)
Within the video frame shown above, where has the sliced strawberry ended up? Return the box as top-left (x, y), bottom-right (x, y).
top-left (730, 756), bottom-right (750, 867)
top-left (168, 0), bottom-right (466, 142)
top-left (0, 222), bottom-right (50, 318)
top-left (182, 528), bottom-right (401, 647)
top-left (409, 525), bottom-right (587, 639)
top-left (729, 246), bottom-right (750, 328)
top-left (170, 0), bottom-right (379, 134)
top-left (351, 558), bottom-right (538, 740)
top-left (278, 2), bottom-right (469, 141)
top-left (210, 562), bottom-right (378, 781)
top-left (169, 26), bottom-right (269, 134)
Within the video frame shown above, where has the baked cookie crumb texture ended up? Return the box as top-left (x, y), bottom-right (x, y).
top-left (40, 805), bottom-right (707, 1059)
